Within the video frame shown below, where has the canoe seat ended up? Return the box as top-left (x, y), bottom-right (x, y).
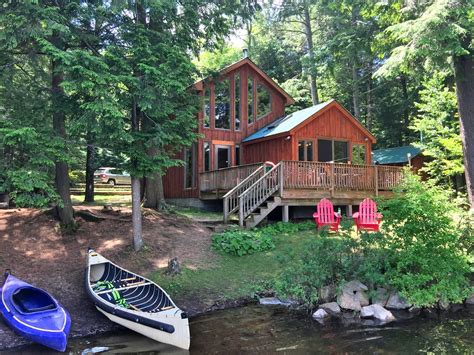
top-left (12, 287), bottom-right (57, 314)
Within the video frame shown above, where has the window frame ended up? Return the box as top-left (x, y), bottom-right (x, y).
top-left (214, 78), bottom-right (231, 131)
top-left (256, 81), bottom-right (272, 120)
top-left (298, 139), bottom-right (315, 161)
top-left (183, 143), bottom-right (197, 189)
top-left (203, 86), bottom-right (211, 129)
top-left (203, 142), bottom-right (211, 172)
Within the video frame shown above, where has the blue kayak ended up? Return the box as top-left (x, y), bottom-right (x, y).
top-left (0, 272), bottom-right (71, 352)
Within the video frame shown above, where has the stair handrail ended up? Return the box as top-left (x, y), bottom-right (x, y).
top-left (238, 162), bottom-right (282, 226)
top-left (222, 164), bottom-right (267, 223)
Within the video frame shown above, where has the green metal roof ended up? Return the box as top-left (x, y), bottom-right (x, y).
top-left (242, 100), bottom-right (334, 143)
top-left (372, 145), bottom-right (422, 164)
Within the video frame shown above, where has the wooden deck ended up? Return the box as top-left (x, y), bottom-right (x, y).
top-left (199, 161), bottom-right (404, 227)
top-left (200, 161), bottom-right (402, 197)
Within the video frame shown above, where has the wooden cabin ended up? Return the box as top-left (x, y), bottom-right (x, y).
top-left (162, 56), bottom-right (403, 227)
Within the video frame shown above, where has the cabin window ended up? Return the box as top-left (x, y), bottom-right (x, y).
top-left (248, 75), bottom-right (254, 125)
top-left (235, 144), bottom-right (240, 166)
top-left (203, 142), bottom-right (210, 172)
top-left (257, 83), bottom-right (271, 119)
top-left (298, 140), bottom-right (314, 161)
top-left (215, 79), bottom-right (230, 129)
top-left (352, 144), bottom-right (366, 165)
top-left (235, 73), bottom-right (241, 131)
top-left (317, 139), bottom-right (333, 162)
top-left (317, 139), bottom-right (349, 163)
top-left (184, 144), bottom-right (196, 189)
top-left (334, 141), bottom-right (349, 163)
top-left (203, 87), bottom-right (210, 128)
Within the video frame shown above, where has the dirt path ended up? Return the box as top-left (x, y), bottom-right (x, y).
top-left (0, 207), bottom-right (214, 349)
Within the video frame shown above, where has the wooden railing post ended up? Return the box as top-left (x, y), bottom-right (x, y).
top-left (374, 165), bottom-right (379, 196)
top-left (330, 163), bottom-right (335, 197)
top-left (279, 162), bottom-right (284, 196)
top-left (239, 197), bottom-right (244, 227)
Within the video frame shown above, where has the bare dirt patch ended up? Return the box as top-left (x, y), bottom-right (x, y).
top-left (0, 207), bottom-right (214, 349)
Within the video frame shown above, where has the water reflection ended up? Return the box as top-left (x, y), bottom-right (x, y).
top-left (3, 305), bottom-right (473, 354)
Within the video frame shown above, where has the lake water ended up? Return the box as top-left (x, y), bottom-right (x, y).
top-left (4, 304), bottom-right (474, 354)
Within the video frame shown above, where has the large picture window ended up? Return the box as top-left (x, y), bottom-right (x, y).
top-left (215, 79), bottom-right (230, 129)
top-left (257, 82), bottom-right (271, 119)
top-left (317, 139), bottom-right (349, 163)
top-left (248, 75), bottom-right (254, 125)
top-left (203, 87), bottom-right (210, 128)
top-left (235, 73), bottom-right (241, 131)
top-left (184, 144), bottom-right (196, 189)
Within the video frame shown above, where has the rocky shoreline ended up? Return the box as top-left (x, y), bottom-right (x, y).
top-left (259, 279), bottom-right (474, 326)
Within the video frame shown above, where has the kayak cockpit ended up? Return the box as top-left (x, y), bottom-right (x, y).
top-left (12, 287), bottom-right (57, 314)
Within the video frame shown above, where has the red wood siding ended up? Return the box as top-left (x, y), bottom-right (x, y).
top-left (163, 62), bottom-right (289, 198)
top-left (243, 136), bottom-right (293, 165)
top-left (293, 107), bottom-right (372, 164)
top-left (242, 106), bottom-right (373, 165)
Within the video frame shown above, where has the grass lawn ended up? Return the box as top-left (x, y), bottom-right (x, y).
top-left (151, 226), bottom-right (320, 303)
top-left (169, 205), bottom-right (229, 222)
top-left (71, 194), bottom-right (132, 206)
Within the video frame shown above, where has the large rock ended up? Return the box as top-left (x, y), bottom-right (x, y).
top-left (361, 304), bottom-right (395, 322)
top-left (386, 291), bottom-right (411, 310)
top-left (319, 302), bottom-right (341, 316)
top-left (259, 297), bottom-right (283, 305)
top-left (337, 280), bottom-right (369, 311)
top-left (312, 308), bottom-right (329, 319)
top-left (319, 285), bottom-right (336, 303)
top-left (372, 288), bottom-right (390, 307)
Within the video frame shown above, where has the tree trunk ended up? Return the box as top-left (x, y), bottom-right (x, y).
top-left (144, 173), bottom-right (167, 210)
top-left (131, 99), bottom-right (143, 251)
top-left (352, 64), bottom-right (360, 118)
top-left (400, 75), bottom-right (410, 144)
top-left (132, 177), bottom-right (143, 251)
top-left (51, 57), bottom-right (75, 227)
top-left (454, 53), bottom-right (474, 210)
top-left (84, 137), bottom-right (95, 203)
top-left (303, 4), bottom-right (319, 105)
top-left (366, 67), bottom-right (372, 130)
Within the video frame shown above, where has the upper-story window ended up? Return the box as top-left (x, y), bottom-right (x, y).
top-left (248, 74), bottom-right (254, 125)
top-left (203, 87), bottom-right (210, 128)
top-left (215, 79), bottom-right (231, 130)
top-left (235, 73), bottom-right (241, 131)
top-left (257, 82), bottom-right (271, 119)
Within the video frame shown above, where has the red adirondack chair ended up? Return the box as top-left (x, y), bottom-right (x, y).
top-left (352, 198), bottom-right (383, 232)
top-left (312, 198), bottom-right (341, 231)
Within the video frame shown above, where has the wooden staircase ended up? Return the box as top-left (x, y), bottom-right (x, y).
top-left (244, 196), bottom-right (281, 228)
top-left (223, 162), bottom-right (284, 228)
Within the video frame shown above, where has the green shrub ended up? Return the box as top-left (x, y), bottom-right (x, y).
top-left (69, 170), bottom-right (86, 184)
top-left (273, 234), bottom-right (359, 306)
top-left (212, 229), bottom-right (275, 256)
top-left (211, 221), bottom-right (314, 257)
top-left (377, 172), bottom-right (472, 307)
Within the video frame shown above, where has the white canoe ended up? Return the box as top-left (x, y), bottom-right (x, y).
top-left (85, 249), bottom-right (190, 350)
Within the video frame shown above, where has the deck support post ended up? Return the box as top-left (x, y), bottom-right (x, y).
top-left (282, 205), bottom-right (289, 223)
top-left (347, 205), bottom-right (353, 217)
top-left (223, 196), bottom-right (229, 224)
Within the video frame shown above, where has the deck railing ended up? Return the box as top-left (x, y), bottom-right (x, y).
top-left (223, 165), bottom-right (267, 223)
top-left (199, 163), bottom-right (263, 193)
top-left (238, 162), bottom-right (283, 226)
top-left (281, 161), bottom-right (403, 193)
